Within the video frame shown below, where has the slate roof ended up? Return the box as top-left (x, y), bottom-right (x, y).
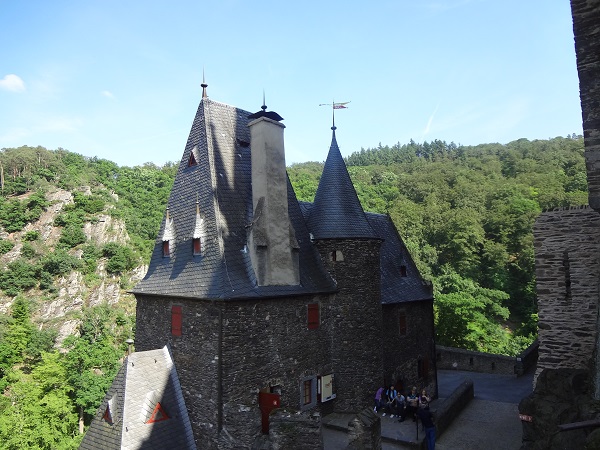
top-left (80, 346), bottom-right (196, 450)
top-left (132, 98), bottom-right (336, 300)
top-left (306, 128), bottom-right (379, 239)
top-left (365, 212), bottom-right (433, 304)
top-left (300, 201), bottom-right (432, 304)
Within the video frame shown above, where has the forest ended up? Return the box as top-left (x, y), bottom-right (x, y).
top-left (0, 135), bottom-right (587, 447)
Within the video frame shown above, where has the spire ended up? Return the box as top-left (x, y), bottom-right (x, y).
top-left (248, 91), bottom-right (283, 121)
top-left (306, 124), bottom-right (378, 240)
top-left (201, 69), bottom-right (208, 99)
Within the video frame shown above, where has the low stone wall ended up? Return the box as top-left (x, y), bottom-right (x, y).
top-left (436, 346), bottom-right (516, 375)
top-left (434, 379), bottom-right (474, 438)
top-left (347, 408), bottom-right (381, 450)
top-left (268, 409), bottom-right (323, 450)
top-left (515, 340), bottom-right (539, 376)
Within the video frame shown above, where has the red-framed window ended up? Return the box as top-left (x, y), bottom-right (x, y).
top-left (146, 402), bottom-right (170, 423)
top-left (171, 305), bottom-right (182, 336)
top-left (163, 241), bottom-right (170, 258)
top-left (307, 303), bottom-right (320, 330)
top-left (193, 238), bottom-right (201, 255)
top-left (188, 153), bottom-right (197, 167)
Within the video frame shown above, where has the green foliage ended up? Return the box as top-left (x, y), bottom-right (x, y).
top-left (59, 225), bottom-right (87, 248)
top-left (102, 242), bottom-right (137, 274)
top-left (63, 305), bottom-right (132, 421)
top-left (0, 259), bottom-right (39, 296)
top-left (0, 239), bottom-right (14, 255)
top-left (41, 249), bottom-right (82, 276)
top-left (23, 230), bottom-right (40, 241)
top-left (20, 242), bottom-right (36, 259)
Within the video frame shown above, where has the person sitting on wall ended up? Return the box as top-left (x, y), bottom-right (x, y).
top-left (396, 389), bottom-right (407, 422)
top-left (406, 386), bottom-right (419, 421)
top-left (374, 385), bottom-right (385, 413)
top-left (419, 388), bottom-right (431, 409)
top-left (383, 384), bottom-right (398, 417)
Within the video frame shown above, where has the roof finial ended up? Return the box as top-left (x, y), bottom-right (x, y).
top-left (332, 103), bottom-right (337, 131)
top-left (201, 69), bottom-right (208, 99)
top-left (261, 89), bottom-right (267, 112)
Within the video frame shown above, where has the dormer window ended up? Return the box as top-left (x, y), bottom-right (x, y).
top-left (400, 265), bottom-right (407, 277)
top-left (187, 146), bottom-right (200, 168)
top-left (162, 207), bottom-right (175, 258)
top-left (192, 199), bottom-right (205, 257)
top-left (193, 238), bottom-right (201, 255)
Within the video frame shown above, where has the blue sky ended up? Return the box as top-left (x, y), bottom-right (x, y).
top-left (0, 0), bottom-right (582, 168)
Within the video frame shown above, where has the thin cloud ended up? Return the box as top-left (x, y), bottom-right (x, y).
top-left (101, 90), bottom-right (115, 99)
top-left (422, 103), bottom-right (440, 140)
top-left (0, 74), bottom-right (26, 92)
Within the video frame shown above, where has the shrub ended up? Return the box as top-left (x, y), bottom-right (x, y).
top-left (20, 242), bottom-right (35, 259)
top-left (59, 225), bottom-right (87, 248)
top-left (41, 249), bottom-right (82, 276)
top-left (0, 239), bottom-right (14, 255)
top-left (22, 231), bottom-right (40, 242)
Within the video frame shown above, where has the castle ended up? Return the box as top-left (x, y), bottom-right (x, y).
top-left (80, 87), bottom-right (435, 449)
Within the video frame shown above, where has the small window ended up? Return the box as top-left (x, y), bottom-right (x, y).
top-left (102, 405), bottom-right (113, 425)
top-left (163, 241), bottom-right (170, 258)
top-left (399, 312), bottom-right (407, 336)
top-left (307, 303), bottom-right (320, 329)
top-left (193, 238), bottom-right (201, 255)
top-left (329, 250), bottom-right (344, 262)
top-left (188, 153), bottom-right (197, 167)
top-left (400, 265), bottom-right (407, 277)
top-left (303, 380), bottom-right (312, 405)
top-left (171, 305), bottom-right (182, 336)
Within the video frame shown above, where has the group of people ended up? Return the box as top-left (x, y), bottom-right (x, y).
top-left (374, 384), bottom-right (436, 449)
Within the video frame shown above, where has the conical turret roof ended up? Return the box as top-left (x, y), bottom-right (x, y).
top-left (306, 128), bottom-right (378, 239)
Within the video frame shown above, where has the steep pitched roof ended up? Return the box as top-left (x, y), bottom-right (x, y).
top-left (79, 346), bottom-right (196, 450)
top-left (132, 98), bottom-right (336, 300)
top-left (365, 212), bottom-right (433, 304)
top-left (306, 129), bottom-right (379, 239)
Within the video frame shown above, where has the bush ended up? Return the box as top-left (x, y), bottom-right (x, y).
top-left (103, 243), bottom-right (137, 274)
top-left (20, 243), bottom-right (35, 259)
top-left (59, 225), bottom-right (87, 248)
top-left (22, 231), bottom-right (40, 242)
top-left (0, 239), bottom-right (14, 255)
top-left (0, 259), bottom-right (39, 296)
top-left (41, 249), bottom-right (82, 276)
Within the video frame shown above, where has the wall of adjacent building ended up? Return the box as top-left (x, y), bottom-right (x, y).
top-left (533, 206), bottom-right (600, 381)
top-left (382, 300), bottom-right (437, 396)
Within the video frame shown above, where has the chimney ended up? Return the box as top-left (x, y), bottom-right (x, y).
top-left (247, 104), bottom-right (299, 286)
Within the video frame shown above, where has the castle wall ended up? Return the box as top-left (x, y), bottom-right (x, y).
top-left (572, 0), bottom-right (600, 210)
top-left (315, 239), bottom-right (384, 413)
top-left (135, 295), bottom-right (222, 449)
top-left (533, 207), bottom-right (600, 380)
top-left (382, 300), bottom-right (437, 396)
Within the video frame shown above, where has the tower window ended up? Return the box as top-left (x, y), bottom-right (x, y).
top-left (400, 265), bottom-right (407, 277)
top-left (307, 303), bottom-right (320, 329)
top-left (163, 241), bottom-right (170, 258)
top-left (399, 312), bottom-right (407, 336)
top-left (188, 153), bottom-right (197, 167)
top-left (171, 305), bottom-right (182, 336)
top-left (329, 250), bottom-right (344, 262)
top-left (193, 238), bottom-right (201, 255)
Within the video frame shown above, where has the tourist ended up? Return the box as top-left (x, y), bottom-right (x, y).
top-left (384, 384), bottom-right (398, 417)
top-left (406, 386), bottom-right (419, 421)
top-left (374, 385), bottom-right (384, 413)
top-left (417, 405), bottom-right (436, 450)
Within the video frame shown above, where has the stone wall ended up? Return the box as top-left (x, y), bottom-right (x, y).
top-left (436, 345), bottom-right (517, 376)
top-left (534, 207), bottom-right (600, 381)
top-left (315, 239), bottom-right (384, 413)
top-left (572, 0), bottom-right (600, 210)
top-left (268, 409), bottom-right (323, 450)
top-left (382, 300), bottom-right (437, 397)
